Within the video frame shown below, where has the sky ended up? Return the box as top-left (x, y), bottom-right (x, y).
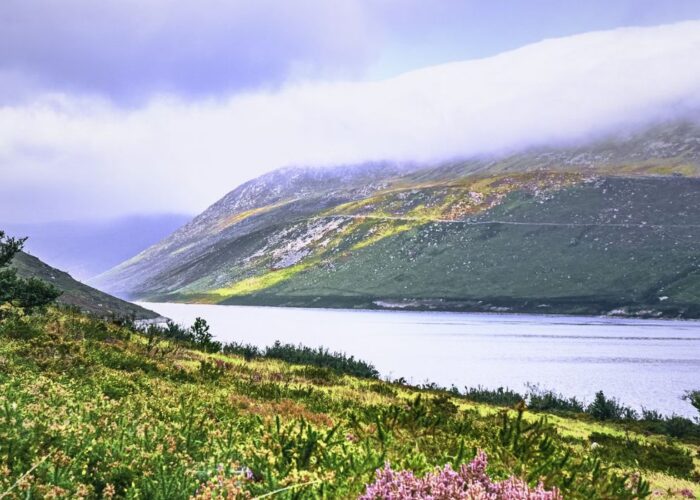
top-left (1, 1), bottom-right (700, 223)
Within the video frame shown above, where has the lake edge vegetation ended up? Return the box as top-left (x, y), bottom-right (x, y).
top-left (1, 233), bottom-right (699, 498)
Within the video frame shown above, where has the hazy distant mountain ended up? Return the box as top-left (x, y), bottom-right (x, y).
top-left (11, 252), bottom-right (160, 319)
top-left (94, 120), bottom-right (700, 318)
top-left (2, 214), bottom-right (191, 281)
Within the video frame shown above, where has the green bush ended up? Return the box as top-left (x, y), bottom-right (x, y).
top-left (462, 386), bottom-right (524, 406)
top-left (589, 432), bottom-right (694, 479)
top-left (223, 340), bottom-right (379, 378)
top-left (587, 391), bottom-right (635, 421)
top-left (525, 384), bottom-right (585, 413)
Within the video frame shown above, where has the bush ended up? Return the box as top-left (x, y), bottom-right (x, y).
top-left (684, 390), bottom-right (700, 416)
top-left (0, 303), bottom-right (42, 339)
top-left (263, 341), bottom-right (379, 379)
top-left (191, 317), bottom-right (222, 353)
top-left (224, 340), bottom-right (379, 378)
top-left (140, 318), bottom-right (221, 354)
top-left (587, 391), bottom-right (632, 421)
top-left (525, 384), bottom-right (584, 413)
top-left (589, 432), bottom-right (694, 479)
top-left (463, 386), bottom-right (524, 406)
top-left (222, 341), bottom-right (261, 361)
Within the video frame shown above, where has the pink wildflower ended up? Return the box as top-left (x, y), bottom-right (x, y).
top-left (359, 451), bottom-right (561, 500)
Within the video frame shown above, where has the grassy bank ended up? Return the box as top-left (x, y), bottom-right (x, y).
top-left (1, 307), bottom-right (699, 498)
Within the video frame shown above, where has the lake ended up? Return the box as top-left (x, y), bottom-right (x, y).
top-left (139, 302), bottom-right (700, 417)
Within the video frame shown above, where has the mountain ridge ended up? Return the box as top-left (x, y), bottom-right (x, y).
top-left (92, 120), bottom-right (700, 318)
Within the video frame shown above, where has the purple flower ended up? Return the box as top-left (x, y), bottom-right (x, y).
top-left (359, 451), bottom-right (561, 500)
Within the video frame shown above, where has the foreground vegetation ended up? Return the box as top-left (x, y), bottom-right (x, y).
top-left (1, 306), bottom-right (699, 498)
top-left (2, 232), bottom-right (700, 498)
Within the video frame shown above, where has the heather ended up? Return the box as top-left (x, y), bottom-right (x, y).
top-left (1, 308), bottom-right (699, 498)
top-left (360, 451), bottom-right (561, 499)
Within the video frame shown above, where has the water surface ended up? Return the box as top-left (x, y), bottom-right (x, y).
top-left (140, 302), bottom-right (700, 417)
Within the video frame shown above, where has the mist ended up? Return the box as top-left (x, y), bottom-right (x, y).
top-left (1, 20), bottom-right (700, 222)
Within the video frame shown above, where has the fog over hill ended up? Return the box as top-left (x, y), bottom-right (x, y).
top-left (2, 21), bottom-right (700, 221)
top-left (92, 119), bottom-right (700, 318)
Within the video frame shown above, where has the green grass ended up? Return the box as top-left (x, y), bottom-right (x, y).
top-left (1, 307), bottom-right (699, 498)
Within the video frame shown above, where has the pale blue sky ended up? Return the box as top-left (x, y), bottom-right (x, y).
top-left (366, 1), bottom-right (700, 78)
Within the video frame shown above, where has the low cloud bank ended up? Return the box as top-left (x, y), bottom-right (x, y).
top-left (1, 21), bottom-right (700, 221)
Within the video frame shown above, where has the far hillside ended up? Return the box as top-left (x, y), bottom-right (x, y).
top-left (11, 250), bottom-right (160, 320)
top-left (94, 120), bottom-right (700, 319)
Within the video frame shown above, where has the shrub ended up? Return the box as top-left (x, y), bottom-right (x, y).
top-left (683, 390), bottom-right (700, 416)
top-left (587, 391), bottom-right (629, 421)
top-left (190, 317), bottom-right (222, 352)
top-left (248, 341), bottom-right (380, 379)
top-left (525, 384), bottom-right (584, 413)
top-left (141, 318), bottom-right (222, 354)
top-left (266, 341), bottom-right (379, 378)
top-left (589, 432), bottom-right (694, 479)
top-left (0, 303), bottom-right (42, 339)
top-left (463, 386), bottom-right (524, 406)
top-left (222, 341), bottom-right (261, 361)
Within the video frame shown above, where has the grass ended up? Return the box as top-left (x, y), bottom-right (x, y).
top-left (209, 262), bottom-right (314, 297)
top-left (1, 306), bottom-right (699, 498)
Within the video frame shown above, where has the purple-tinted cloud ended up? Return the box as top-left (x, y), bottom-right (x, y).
top-left (0, 0), bottom-right (378, 103)
top-left (2, 0), bottom-right (700, 104)
top-left (2, 21), bottom-right (699, 223)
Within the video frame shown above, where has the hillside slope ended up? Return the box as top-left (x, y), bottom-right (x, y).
top-left (12, 251), bottom-right (160, 319)
top-left (93, 121), bottom-right (700, 318)
top-left (1, 308), bottom-right (698, 497)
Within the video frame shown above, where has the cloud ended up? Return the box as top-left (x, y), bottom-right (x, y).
top-left (5, 0), bottom-right (700, 104)
top-left (1, 21), bottom-right (700, 222)
top-left (0, 0), bottom-right (378, 103)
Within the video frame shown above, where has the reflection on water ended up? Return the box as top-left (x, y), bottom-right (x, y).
top-left (139, 302), bottom-right (700, 417)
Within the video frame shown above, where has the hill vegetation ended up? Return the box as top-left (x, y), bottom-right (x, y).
top-left (9, 247), bottom-right (159, 320)
top-left (1, 306), bottom-right (699, 498)
top-left (2, 235), bottom-right (699, 498)
top-left (92, 121), bottom-right (700, 318)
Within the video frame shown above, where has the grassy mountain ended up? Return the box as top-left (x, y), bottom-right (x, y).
top-left (93, 120), bottom-right (700, 318)
top-left (11, 251), bottom-right (160, 319)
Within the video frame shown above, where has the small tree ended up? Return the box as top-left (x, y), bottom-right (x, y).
top-left (0, 230), bottom-right (61, 311)
top-left (191, 317), bottom-right (212, 345)
top-left (587, 391), bottom-right (624, 421)
top-left (190, 317), bottom-right (221, 352)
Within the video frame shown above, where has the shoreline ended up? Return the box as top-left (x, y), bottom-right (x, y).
top-left (135, 299), bottom-right (700, 325)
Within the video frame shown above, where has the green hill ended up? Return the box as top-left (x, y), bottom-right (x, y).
top-left (92, 121), bottom-right (700, 318)
top-left (11, 251), bottom-right (160, 320)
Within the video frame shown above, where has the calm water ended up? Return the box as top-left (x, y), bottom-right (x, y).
top-left (140, 302), bottom-right (700, 417)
